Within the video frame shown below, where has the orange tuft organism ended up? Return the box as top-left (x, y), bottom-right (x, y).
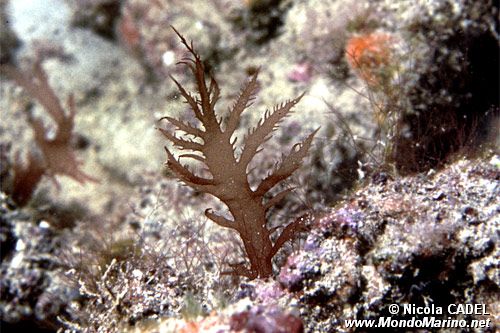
top-left (345, 32), bottom-right (395, 86)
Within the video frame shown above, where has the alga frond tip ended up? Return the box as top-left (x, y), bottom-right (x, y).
top-left (159, 28), bottom-right (318, 279)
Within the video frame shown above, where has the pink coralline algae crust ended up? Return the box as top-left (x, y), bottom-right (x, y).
top-left (230, 305), bottom-right (304, 333)
top-left (287, 62), bottom-right (313, 83)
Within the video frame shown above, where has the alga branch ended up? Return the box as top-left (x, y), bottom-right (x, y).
top-left (159, 28), bottom-right (318, 279)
